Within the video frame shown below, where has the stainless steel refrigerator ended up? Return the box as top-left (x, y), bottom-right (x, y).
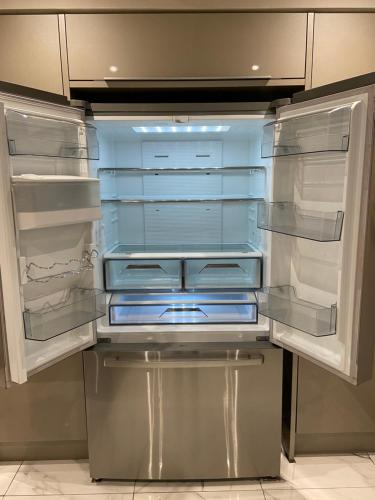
top-left (0, 78), bottom-right (374, 479)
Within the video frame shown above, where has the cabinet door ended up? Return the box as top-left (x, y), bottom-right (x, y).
top-left (66, 13), bottom-right (307, 81)
top-left (0, 15), bottom-right (63, 95)
top-left (312, 14), bottom-right (375, 88)
top-left (261, 89), bottom-right (375, 385)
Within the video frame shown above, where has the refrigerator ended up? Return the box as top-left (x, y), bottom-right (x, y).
top-left (0, 79), bottom-right (374, 479)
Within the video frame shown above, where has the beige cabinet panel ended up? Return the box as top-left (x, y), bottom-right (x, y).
top-left (297, 354), bottom-right (375, 435)
top-left (66, 13), bottom-right (307, 80)
top-left (313, 14), bottom-right (375, 87)
top-left (0, 15), bottom-right (63, 94)
top-left (0, 354), bottom-right (86, 444)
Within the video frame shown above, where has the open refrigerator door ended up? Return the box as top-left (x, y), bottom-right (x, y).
top-left (0, 91), bottom-right (102, 384)
top-left (258, 89), bottom-right (375, 384)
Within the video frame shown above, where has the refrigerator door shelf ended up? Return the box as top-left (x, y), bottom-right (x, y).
top-left (261, 104), bottom-right (352, 158)
top-left (24, 288), bottom-right (106, 342)
top-left (256, 286), bottom-right (336, 337)
top-left (257, 202), bottom-right (344, 242)
top-left (12, 176), bottom-right (101, 230)
top-left (6, 109), bottom-right (99, 160)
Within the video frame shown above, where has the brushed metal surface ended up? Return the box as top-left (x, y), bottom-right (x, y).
top-left (66, 13), bottom-right (307, 81)
top-left (84, 345), bottom-right (282, 480)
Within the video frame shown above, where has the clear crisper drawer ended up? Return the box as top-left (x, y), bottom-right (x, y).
top-left (24, 288), bottom-right (106, 341)
top-left (6, 110), bottom-right (99, 159)
top-left (105, 259), bottom-right (182, 291)
top-left (184, 258), bottom-right (261, 290)
top-left (12, 175), bottom-right (101, 229)
top-left (109, 292), bottom-right (258, 325)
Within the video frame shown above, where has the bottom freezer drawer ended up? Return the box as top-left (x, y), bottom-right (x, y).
top-left (109, 303), bottom-right (257, 325)
top-left (84, 345), bottom-right (283, 480)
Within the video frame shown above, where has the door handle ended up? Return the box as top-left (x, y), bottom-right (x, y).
top-left (103, 354), bottom-right (264, 369)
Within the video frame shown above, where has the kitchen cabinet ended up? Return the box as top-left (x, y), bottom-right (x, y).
top-left (66, 13), bottom-right (307, 81)
top-left (0, 15), bottom-right (63, 95)
top-left (295, 355), bottom-right (375, 453)
top-left (0, 354), bottom-right (87, 460)
top-left (312, 14), bottom-right (375, 88)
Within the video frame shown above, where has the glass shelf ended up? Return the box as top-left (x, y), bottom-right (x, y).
top-left (109, 291), bottom-right (258, 325)
top-left (24, 288), bottom-right (105, 341)
top-left (12, 175), bottom-right (101, 230)
top-left (261, 105), bottom-right (351, 158)
top-left (105, 259), bottom-right (182, 291)
top-left (98, 166), bottom-right (265, 172)
top-left (256, 285), bottom-right (336, 337)
top-left (184, 258), bottom-right (261, 290)
top-left (257, 202), bottom-right (344, 242)
top-left (102, 196), bottom-right (264, 203)
top-left (6, 110), bottom-right (99, 160)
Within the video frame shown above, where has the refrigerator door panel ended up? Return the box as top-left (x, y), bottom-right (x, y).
top-left (265, 89), bottom-right (375, 384)
top-left (0, 91), bottom-right (100, 384)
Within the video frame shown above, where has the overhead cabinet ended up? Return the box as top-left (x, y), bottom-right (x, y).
top-left (312, 14), bottom-right (375, 87)
top-left (65, 13), bottom-right (307, 82)
top-left (0, 15), bottom-right (63, 95)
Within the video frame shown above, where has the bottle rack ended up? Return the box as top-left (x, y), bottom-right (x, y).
top-left (256, 285), bottom-right (337, 337)
top-left (261, 105), bottom-right (352, 158)
top-left (23, 287), bottom-right (106, 341)
top-left (257, 202), bottom-right (344, 242)
top-left (6, 110), bottom-right (99, 160)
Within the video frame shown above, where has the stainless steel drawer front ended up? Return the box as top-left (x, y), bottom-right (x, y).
top-left (84, 347), bottom-right (283, 480)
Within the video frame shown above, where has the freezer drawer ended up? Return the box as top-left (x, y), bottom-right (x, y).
top-left (104, 259), bottom-right (182, 291)
top-left (184, 258), bottom-right (261, 290)
top-left (84, 344), bottom-right (283, 480)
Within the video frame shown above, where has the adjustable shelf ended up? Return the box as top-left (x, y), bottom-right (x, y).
top-left (257, 202), bottom-right (344, 242)
top-left (105, 243), bottom-right (261, 260)
top-left (109, 291), bottom-right (258, 325)
top-left (24, 288), bottom-right (105, 341)
top-left (261, 105), bottom-right (352, 158)
top-left (256, 285), bottom-right (336, 337)
top-left (12, 175), bottom-right (101, 230)
top-left (6, 110), bottom-right (99, 160)
top-left (98, 166), bottom-right (265, 172)
top-left (102, 196), bottom-right (264, 203)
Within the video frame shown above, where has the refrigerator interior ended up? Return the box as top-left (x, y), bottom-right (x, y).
top-left (90, 116), bottom-right (274, 341)
top-left (4, 98), bottom-right (366, 380)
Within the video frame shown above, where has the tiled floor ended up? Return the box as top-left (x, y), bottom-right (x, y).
top-left (1, 453), bottom-right (375, 499)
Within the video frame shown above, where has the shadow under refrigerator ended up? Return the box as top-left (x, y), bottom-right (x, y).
top-left (0, 80), bottom-right (374, 479)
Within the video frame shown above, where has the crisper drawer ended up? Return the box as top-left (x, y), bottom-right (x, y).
top-left (109, 292), bottom-right (258, 325)
top-left (104, 259), bottom-right (182, 291)
top-left (184, 258), bottom-right (261, 290)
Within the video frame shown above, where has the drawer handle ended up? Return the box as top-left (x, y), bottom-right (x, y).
top-left (125, 264), bottom-right (167, 273)
top-left (103, 354), bottom-right (264, 369)
top-left (160, 306), bottom-right (208, 318)
top-left (199, 263), bottom-right (243, 273)
top-left (154, 155), bottom-right (169, 158)
top-left (196, 154), bottom-right (211, 158)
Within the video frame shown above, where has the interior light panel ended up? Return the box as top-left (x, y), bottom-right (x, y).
top-left (132, 125), bottom-right (231, 133)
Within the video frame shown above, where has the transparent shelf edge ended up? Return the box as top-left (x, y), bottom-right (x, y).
top-left (101, 197), bottom-right (264, 204)
top-left (257, 202), bottom-right (344, 242)
top-left (97, 166), bottom-right (266, 172)
top-left (256, 285), bottom-right (337, 337)
top-left (23, 288), bottom-right (106, 342)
